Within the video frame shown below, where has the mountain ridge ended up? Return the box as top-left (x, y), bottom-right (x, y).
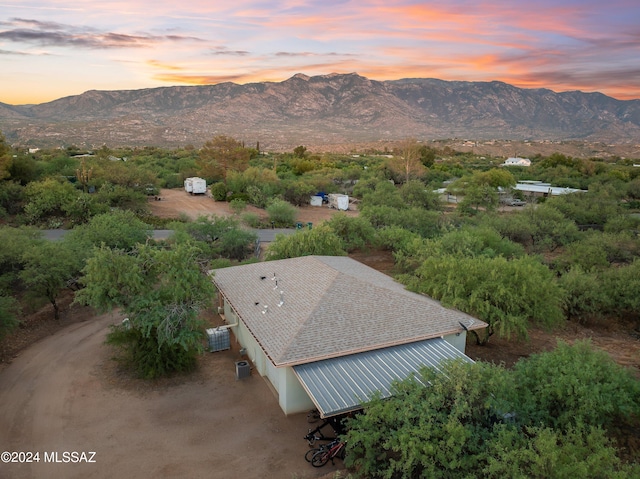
top-left (1, 73), bottom-right (639, 150)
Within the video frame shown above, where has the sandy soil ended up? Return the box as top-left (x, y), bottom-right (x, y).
top-left (148, 188), bottom-right (359, 225)
top-left (0, 303), bottom-right (340, 479)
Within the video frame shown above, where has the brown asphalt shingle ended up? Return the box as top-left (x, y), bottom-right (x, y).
top-left (211, 256), bottom-right (486, 366)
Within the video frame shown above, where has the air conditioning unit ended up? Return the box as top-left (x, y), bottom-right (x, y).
top-left (235, 360), bottom-right (251, 380)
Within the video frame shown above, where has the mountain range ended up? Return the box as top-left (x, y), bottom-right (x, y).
top-left (1, 73), bottom-right (639, 151)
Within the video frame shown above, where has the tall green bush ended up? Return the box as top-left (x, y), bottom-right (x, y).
top-left (266, 199), bottom-right (297, 227)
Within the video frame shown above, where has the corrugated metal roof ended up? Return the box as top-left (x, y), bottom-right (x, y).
top-left (514, 183), bottom-right (585, 195)
top-left (293, 337), bottom-right (474, 418)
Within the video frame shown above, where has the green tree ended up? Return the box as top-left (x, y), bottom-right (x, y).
top-left (344, 360), bottom-right (513, 479)
top-left (21, 240), bottom-right (83, 319)
top-left (0, 131), bottom-right (11, 180)
top-left (485, 425), bottom-right (636, 479)
top-left (0, 226), bottom-right (41, 292)
top-left (399, 179), bottom-right (442, 210)
top-left (404, 254), bottom-right (565, 344)
top-left (324, 213), bottom-right (376, 252)
top-left (265, 224), bottom-right (346, 260)
top-left (490, 203), bottom-right (580, 252)
top-left (558, 267), bottom-right (606, 321)
top-left (388, 138), bottom-right (426, 184)
top-left (23, 177), bottom-right (79, 224)
top-left (281, 179), bottom-right (316, 206)
top-left (451, 169), bottom-right (515, 213)
top-left (172, 215), bottom-right (257, 262)
top-left (76, 242), bottom-right (215, 378)
top-left (196, 135), bottom-right (250, 183)
top-left (66, 210), bottom-right (151, 252)
top-left (513, 340), bottom-right (640, 430)
top-left (419, 144), bottom-right (437, 168)
top-left (0, 294), bottom-right (21, 340)
top-left (293, 145), bottom-right (307, 158)
top-left (344, 350), bottom-right (639, 479)
top-left (0, 181), bottom-right (24, 218)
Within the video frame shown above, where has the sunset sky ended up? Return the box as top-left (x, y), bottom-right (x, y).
top-left (1, 0), bottom-right (639, 105)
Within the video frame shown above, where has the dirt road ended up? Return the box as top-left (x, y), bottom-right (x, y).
top-left (0, 312), bottom-right (338, 479)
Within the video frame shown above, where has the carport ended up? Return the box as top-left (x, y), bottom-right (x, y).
top-left (293, 337), bottom-right (474, 418)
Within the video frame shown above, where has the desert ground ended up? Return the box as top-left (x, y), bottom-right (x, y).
top-left (0, 191), bottom-right (359, 479)
top-left (1, 189), bottom-right (638, 478)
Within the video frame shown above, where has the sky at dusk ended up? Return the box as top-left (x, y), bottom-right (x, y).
top-left (1, 0), bottom-right (639, 105)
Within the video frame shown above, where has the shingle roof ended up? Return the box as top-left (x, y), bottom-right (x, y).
top-left (211, 255), bottom-right (486, 366)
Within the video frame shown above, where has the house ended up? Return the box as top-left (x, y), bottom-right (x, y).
top-left (504, 157), bottom-right (531, 167)
top-left (211, 256), bottom-right (487, 418)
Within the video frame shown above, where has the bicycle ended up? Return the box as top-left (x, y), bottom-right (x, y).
top-left (304, 418), bottom-right (335, 446)
top-left (311, 439), bottom-right (346, 467)
top-left (304, 438), bottom-right (338, 462)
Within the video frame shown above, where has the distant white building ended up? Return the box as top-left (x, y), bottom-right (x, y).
top-left (504, 157), bottom-right (531, 167)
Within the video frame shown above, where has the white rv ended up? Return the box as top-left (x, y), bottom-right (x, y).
top-left (184, 177), bottom-right (207, 195)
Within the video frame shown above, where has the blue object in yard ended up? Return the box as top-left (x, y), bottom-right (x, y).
top-left (316, 192), bottom-right (329, 203)
top-left (296, 222), bottom-right (303, 229)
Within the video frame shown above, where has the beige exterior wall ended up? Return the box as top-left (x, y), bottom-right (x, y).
top-left (222, 299), bottom-right (314, 416)
top-left (443, 331), bottom-right (467, 353)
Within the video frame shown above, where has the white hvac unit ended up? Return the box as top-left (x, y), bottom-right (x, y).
top-left (235, 360), bottom-right (251, 379)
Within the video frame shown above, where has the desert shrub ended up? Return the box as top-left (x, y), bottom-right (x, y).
top-left (513, 340), bottom-right (640, 430)
top-left (23, 178), bottom-right (79, 224)
top-left (399, 179), bottom-right (442, 210)
top-left (229, 198), bottom-right (247, 215)
top-left (241, 212), bottom-right (262, 228)
top-left (174, 215), bottom-right (258, 262)
top-left (361, 205), bottom-right (443, 238)
top-left (281, 179), bottom-right (316, 206)
top-left (558, 267), bottom-right (606, 321)
top-left (375, 226), bottom-right (423, 253)
top-left (266, 199), bottom-right (297, 227)
top-left (209, 182), bottom-right (227, 201)
top-left (324, 213), bottom-right (376, 252)
top-left (265, 224), bottom-right (346, 260)
top-left (404, 254), bottom-right (565, 344)
top-left (246, 185), bottom-right (268, 208)
top-left (106, 325), bottom-right (199, 379)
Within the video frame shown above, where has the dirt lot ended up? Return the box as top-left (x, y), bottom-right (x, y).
top-left (1, 189), bottom-right (639, 478)
top-left (149, 188), bottom-right (359, 224)
top-left (0, 300), bottom-right (342, 479)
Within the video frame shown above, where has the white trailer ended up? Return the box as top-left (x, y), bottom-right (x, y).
top-left (328, 194), bottom-right (349, 210)
top-left (185, 177), bottom-right (207, 195)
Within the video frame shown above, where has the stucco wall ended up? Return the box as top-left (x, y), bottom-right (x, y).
top-left (443, 331), bottom-right (467, 353)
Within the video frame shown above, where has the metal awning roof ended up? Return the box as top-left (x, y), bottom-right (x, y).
top-left (293, 337), bottom-right (474, 418)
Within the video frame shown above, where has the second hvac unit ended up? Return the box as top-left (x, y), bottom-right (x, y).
top-left (207, 327), bottom-right (230, 352)
top-left (235, 360), bottom-right (251, 379)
